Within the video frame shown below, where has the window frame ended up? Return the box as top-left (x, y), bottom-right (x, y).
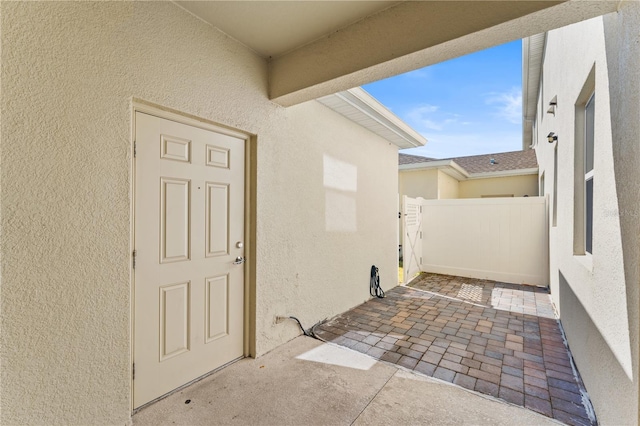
top-left (584, 92), bottom-right (595, 254)
top-left (572, 65), bottom-right (595, 260)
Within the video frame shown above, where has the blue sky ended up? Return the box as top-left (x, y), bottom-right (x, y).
top-left (363, 40), bottom-right (522, 159)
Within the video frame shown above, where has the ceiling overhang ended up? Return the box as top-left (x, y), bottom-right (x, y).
top-left (317, 87), bottom-right (426, 149)
top-left (177, 0), bottom-right (619, 107)
top-left (267, 0), bottom-right (618, 106)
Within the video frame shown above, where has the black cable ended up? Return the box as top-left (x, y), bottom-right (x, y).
top-left (370, 265), bottom-right (385, 298)
top-left (288, 316), bottom-right (310, 336)
top-left (288, 316), bottom-right (326, 341)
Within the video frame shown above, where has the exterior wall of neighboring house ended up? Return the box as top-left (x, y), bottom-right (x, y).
top-left (458, 174), bottom-right (538, 198)
top-left (399, 169), bottom-right (440, 200)
top-left (0, 3), bottom-right (398, 425)
top-left (437, 170), bottom-right (460, 199)
top-left (531, 7), bottom-right (639, 424)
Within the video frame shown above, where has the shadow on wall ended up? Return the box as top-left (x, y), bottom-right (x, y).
top-left (558, 271), bottom-right (635, 421)
top-left (324, 154), bottom-right (357, 232)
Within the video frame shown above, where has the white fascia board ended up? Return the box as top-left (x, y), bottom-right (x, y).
top-left (399, 160), bottom-right (468, 181)
top-left (467, 168), bottom-right (540, 180)
top-left (522, 33), bottom-right (546, 150)
top-left (317, 87), bottom-right (427, 149)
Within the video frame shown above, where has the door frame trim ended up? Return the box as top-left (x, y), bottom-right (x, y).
top-left (129, 98), bottom-right (255, 412)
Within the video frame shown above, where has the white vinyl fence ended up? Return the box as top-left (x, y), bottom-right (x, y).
top-left (403, 196), bottom-right (548, 286)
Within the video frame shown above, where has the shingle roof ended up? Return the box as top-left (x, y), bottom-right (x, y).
top-left (399, 150), bottom-right (538, 174)
top-left (399, 153), bottom-right (437, 165)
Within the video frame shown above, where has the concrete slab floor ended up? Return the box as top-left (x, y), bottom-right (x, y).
top-left (133, 336), bottom-right (559, 426)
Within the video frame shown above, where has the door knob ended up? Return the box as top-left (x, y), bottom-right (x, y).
top-left (236, 241), bottom-right (243, 249)
top-left (233, 256), bottom-right (245, 265)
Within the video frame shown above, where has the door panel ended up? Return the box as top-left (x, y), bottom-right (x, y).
top-left (134, 112), bottom-right (245, 408)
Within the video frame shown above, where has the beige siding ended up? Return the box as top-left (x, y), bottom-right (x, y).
top-left (458, 174), bottom-right (538, 198)
top-left (0, 3), bottom-right (398, 424)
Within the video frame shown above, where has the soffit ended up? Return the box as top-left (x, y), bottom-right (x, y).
top-left (522, 33), bottom-right (546, 149)
top-left (175, 1), bottom-right (618, 106)
top-left (317, 88), bottom-right (426, 149)
top-left (175, 1), bottom-right (399, 58)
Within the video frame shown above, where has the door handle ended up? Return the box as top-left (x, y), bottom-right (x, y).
top-left (233, 256), bottom-right (245, 265)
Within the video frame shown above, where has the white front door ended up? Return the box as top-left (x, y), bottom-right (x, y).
top-left (403, 195), bottom-right (423, 284)
top-left (133, 112), bottom-right (245, 408)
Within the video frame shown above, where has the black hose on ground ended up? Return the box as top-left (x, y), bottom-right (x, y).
top-left (370, 265), bottom-right (385, 298)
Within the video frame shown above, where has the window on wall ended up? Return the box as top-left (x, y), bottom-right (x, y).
top-left (584, 93), bottom-right (595, 254)
top-left (553, 145), bottom-right (558, 227)
top-left (573, 66), bottom-right (595, 257)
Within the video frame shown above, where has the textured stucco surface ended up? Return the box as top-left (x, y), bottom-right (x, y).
top-left (458, 174), bottom-right (538, 198)
top-left (399, 169), bottom-right (440, 201)
top-left (532, 8), bottom-right (639, 423)
top-left (436, 170), bottom-right (459, 199)
top-left (0, 3), bottom-right (397, 424)
top-left (399, 169), bottom-right (537, 200)
top-left (269, 0), bottom-right (618, 105)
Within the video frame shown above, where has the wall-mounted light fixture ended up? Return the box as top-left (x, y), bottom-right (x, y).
top-left (547, 132), bottom-right (558, 143)
top-left (547, 96), bottom-right (558, 115)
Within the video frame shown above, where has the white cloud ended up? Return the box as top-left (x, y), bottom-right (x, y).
top-left (485, 87), bottom-right (522, 124)
top-left (406, 104), bottom-right (457, 131)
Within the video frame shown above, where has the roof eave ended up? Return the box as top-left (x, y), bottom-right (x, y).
top-left (467, 167), bottom-right (540, 180)
top-left (522, 33), bottom-right (546, 150)
top-left (399, 160), bottom-right (469, 181)
top-left (317, 87), bottom-right (427, 149)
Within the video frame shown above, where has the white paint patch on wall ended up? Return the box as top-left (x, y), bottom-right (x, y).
top-left (324, 154), bottom-right (358, 232)
top-left (323, 154), bottom-right (358, 192)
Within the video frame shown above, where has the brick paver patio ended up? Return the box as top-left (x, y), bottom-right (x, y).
top-left (314, 273), bottom-right (595, 426)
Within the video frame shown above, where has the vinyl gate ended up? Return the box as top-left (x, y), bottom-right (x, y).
top-left (403, 196), bottom-right (548, 286)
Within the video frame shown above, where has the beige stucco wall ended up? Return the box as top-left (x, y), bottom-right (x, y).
top-left (436, 170), bottom-right (459, 199)
top-left (533, 7), bottom-right (639, 424)
top-left (458, 174), bottom-right (538, 198)
top-left (399, 169), bottom-right (439, 200)
top-left (0, 3), bottom-right (398, 425)
top-left (398, 169), bottom-right (439, 245)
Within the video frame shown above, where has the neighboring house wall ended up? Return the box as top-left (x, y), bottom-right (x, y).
top-left (458, 174), bottom-right (538, 198)
top-left (398, 169), bottom-right (438, 244)
top-left (531, 7), bottom-right (639, 424)
top-left (399, 169), bottom-right (440, 200)
top-left (1, 3), bottom-right (397, 425)
top-left (437, 170), bottom-right (460, 199)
